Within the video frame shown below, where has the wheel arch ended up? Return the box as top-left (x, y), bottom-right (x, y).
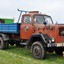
top-left (27, 34), bottom-right (49, 49)
top-left (0, 33), bottom-right (9, 41)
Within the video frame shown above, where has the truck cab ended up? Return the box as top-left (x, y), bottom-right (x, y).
top-left (20, 11), bottom-right (53, 39)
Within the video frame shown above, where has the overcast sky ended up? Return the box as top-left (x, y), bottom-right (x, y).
top-left (0, 0), bottom-right (64, 23)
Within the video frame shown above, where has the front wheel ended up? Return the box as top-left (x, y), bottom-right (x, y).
top-left (31, 41), bottom-right (47, 59)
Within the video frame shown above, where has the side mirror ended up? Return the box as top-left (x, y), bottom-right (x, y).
top-left (43, 22), bottom-right (47, 25)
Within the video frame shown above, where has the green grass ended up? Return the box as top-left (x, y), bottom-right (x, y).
top-left (0, 46), bottom-right (64, 64)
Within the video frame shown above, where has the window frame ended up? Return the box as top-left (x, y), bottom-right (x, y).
top-left (23, 15), bottom-right (32, 24)
top-left (44, 16), bottom-right (53, 24)
top-left (33, 14), bottom-right (45, 24)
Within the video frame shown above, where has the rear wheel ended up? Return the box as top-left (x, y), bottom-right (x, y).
top-left (9, 40), bottom-right (15, 46)
top-left (31, 41), bottom-right (47, 59)
top-left (0, 37), bottom-right (9, 49)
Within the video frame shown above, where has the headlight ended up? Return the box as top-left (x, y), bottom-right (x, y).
top-left (51, 37), bottom-right (55, 42)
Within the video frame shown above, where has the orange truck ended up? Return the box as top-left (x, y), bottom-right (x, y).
top-left (0, 9), bottom-right (64, 59)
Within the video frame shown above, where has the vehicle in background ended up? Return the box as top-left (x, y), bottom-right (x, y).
top-left (0, 18), bottom-right (14, 24)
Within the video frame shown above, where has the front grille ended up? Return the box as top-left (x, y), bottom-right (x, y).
top-left (59, 28), bottom-right (64, 36)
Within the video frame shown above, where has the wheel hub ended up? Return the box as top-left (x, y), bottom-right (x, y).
top-left (33, 45), bottom-right (41, 56)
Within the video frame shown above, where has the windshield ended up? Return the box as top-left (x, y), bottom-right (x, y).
top-left (34, 15), bottom-right (45, 23)
top-left (44, 16), bottom-right (53, 24)
top-left (34, 15), bottom-right (53, 24)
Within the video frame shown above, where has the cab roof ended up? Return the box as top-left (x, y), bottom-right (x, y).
top-left (22, 11), bottom-right (50, 17)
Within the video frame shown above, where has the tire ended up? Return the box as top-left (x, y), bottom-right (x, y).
top-left (55, 48), bottom-right (63, 55)
top-left (9, 40), bottom-right (15, 46)
top-left (0, 37), bottom-right (9, 49)
top-left (31, 41), bottom-right (47, 59)
top-left (10, 43), bottom-right (14, 46)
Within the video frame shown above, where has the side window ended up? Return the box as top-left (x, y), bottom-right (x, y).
top-left (24, 16), bottom-right (32, 23)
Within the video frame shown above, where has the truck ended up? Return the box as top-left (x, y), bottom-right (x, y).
top-left (0, 9), bottom-right (64, 59)
top-left (0, 18), bottom-right (14, 24)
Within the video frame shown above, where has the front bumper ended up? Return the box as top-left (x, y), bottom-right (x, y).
top-left (47, 43), bottom-right (64, 47)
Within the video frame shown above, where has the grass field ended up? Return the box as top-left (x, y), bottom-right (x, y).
top-left (0, 46), bottom-right (64, 64)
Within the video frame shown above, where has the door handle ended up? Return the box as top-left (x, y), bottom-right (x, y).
top-left (25, 26), bottom-right (29, 32)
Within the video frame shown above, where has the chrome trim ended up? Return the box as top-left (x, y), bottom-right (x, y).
top-left (47, 43), bottom-right (64, 47)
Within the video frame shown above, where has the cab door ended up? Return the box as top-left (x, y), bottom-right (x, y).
top-left (20, 15), bottom-right (34, 40)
